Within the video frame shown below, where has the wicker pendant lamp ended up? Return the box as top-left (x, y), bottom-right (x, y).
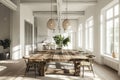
top-left (47, 19), bottom-right (56, 30)
top-left (63, 19), bottom-right (70, 30)
top-left (47, 0), bottom-right (56, 30)
top-left (62, 0), bottom-right (70, 31)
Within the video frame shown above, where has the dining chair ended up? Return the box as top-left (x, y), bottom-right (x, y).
top-left (23, 57), bottom-right (39, 77)
top-left (80, 54), bottom-right (95, 77)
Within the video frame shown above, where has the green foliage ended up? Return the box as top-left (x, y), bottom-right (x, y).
top-left (63, 37), bottom-right (70, 46)
top-left (53, 34), bottom-right (70, 47)
top-left (0, 39), bottom-right (11, 49)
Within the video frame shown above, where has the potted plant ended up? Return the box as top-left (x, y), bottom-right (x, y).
top-left (53, 34), bottom-right (70, 50)
top-left (0, 39), bottom-right (11, 59)
top-left (0, 39), bottom-right (10, 49)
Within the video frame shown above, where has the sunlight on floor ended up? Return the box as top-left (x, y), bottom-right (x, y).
top-left (0, 61), bottom-right (105, 80)
top-left (0, 66), bottom-right (7, 71)
top-left (0, 72), bottom-right (104, 80)
top-left (0, 60), bottom-right (19, 64)
top-left (43, 72), bottom-right (104, 80)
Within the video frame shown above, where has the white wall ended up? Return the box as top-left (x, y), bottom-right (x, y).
top-left (35, 17), bottom-right (49, 44)
top-left (10, 0), bottom-right (20, 60)
top-left (0, 4), bottom-right (10, 39)
top-left (20, 4), bottom-right (34, 57)
top-left (10, 0), bottom-right (34, 59)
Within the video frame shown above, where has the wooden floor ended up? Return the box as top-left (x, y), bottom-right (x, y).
top-left (0, 59), bottom-right (119, 80)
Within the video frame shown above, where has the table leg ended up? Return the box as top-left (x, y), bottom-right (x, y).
top-left (38, 61), bottom-right (46, 76)
top-left (74, 61), bottom-right (80, 76)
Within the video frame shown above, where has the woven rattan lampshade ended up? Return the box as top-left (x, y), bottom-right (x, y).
top-left (62, 19), bottom-right (70, 30)
top-left (47, 19), bottom-right (56, 30)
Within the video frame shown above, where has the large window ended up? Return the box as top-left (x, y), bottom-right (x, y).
top-left (105, 4), bottom-right (119, 58)
top-left (78, 24), bottom-right (82, 48)
top-left (85, 17), bottom-right (94, 51)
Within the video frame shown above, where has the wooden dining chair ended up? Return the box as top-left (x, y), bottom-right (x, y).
top-left (80, 55), bottom-right (95, 77)
top-left (23, 57), bottom-right (39, 77)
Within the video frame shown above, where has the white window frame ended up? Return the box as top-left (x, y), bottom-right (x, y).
top-left (101, 0), bottom-right (119, 60)
top-left (85, 16), bottom-right (94, 51)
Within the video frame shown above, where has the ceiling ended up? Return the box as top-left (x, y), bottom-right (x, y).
top-left (20, 0), bottom-right (97, 19)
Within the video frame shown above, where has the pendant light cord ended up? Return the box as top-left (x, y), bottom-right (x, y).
top-left (66, 0), bottom-right (68, 19)
top-left (51, 0), bottom-right (52, 19)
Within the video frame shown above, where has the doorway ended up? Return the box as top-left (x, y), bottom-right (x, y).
top-left (24, 21), bottom-right (33, 56)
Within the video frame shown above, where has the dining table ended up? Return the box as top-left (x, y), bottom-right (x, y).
top-left (28, 49), bottom-right (88, 76)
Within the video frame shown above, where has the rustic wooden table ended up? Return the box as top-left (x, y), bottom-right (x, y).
top-left (28, 50), bottom-right (88, 76)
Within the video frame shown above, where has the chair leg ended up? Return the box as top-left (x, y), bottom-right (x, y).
top-left (80, 66), bottom-right (82, 77)
top-left (34, 64), bottom-right (37, 78)
top-left (82, 66), bottom-right (84, 77)
top-left (24, 68), bottom-right (27, 76)
top-left (24, 65), bottom-right (30, 76)
top-left (90, 64), bottom-right (95, 77)
top-left (87, 66), bottom-right (91, 71)
top-left (45, 64), bottom-right (48, 71)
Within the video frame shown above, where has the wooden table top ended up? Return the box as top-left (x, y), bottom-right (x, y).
top-left (28, 50), bottom-right (88, 62)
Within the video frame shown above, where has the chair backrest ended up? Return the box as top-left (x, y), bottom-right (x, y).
top-left (86, 55), bottom-right (95, 63)
top-left (23, 56), bottom-right (29, 64)
top-left (86, 55), bottom-right (95, 58)
top-left (23, 56), bottom-right (33, 64)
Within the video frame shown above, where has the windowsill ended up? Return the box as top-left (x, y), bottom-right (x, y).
top-left (101, 54), bottom-right (119, 63)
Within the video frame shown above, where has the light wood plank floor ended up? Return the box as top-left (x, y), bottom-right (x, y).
top-left (0, 59), bottom-right (119, 80)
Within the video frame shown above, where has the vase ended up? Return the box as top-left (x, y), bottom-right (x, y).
top-left (112, 51), bottom-right (116, 58)
top-left (56, 45), bottom-right (63, 54)
top-left (56, 44), bottom-right (62, 50)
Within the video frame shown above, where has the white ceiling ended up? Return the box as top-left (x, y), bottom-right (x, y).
top-left (20, 0), bottom-right (97, 19)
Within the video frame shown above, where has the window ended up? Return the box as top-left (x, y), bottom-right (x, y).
top-left (63, 31), bottom-right (73, 49)
top-left (68, 32), bottom-right (73, 49)
top-left (101, 3), bottom-right (119, 59)
top-left (85, 17), bottom-right (94, 51)
top-left (78, 24), bottom-right (82, 48)
top-left (106, 4), bottom-right (119, 57)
